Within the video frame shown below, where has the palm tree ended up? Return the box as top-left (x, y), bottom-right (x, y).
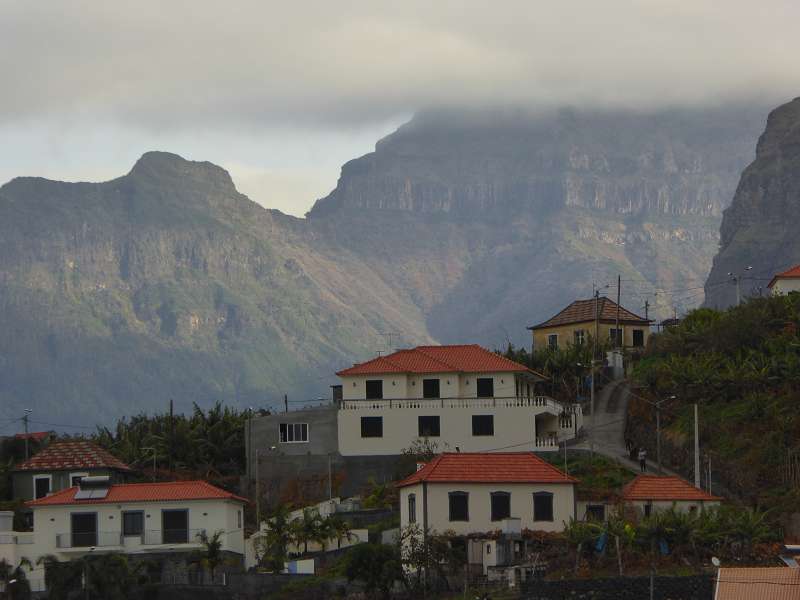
top-left (259, 504), bottom-right (294, 572)
top-left (563, 518), bottom-right (602, 573)
top-left (326, 514), bottom-right (354, 550)
top-left (193, 530), bottom-right (227, 583)
top-left (292, 508), bottom-right (324, 555)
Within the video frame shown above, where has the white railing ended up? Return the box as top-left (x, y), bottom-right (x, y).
top-left (56, 531), bottom-right (122, 549)
top-left (143, 528), bottom-right (206, 545)
top-left (339, 395), bottom-right (578, 413)
top-left (0, 533), bottom-right (34, 545)
top-left (534, 437), bottom-right (559, 449)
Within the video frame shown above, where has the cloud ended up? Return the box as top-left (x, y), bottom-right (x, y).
top-left (1, 0), bottom-right (798, 133)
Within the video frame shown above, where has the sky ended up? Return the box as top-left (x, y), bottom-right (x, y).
top-left (1, 1), bottom-right (799, 216)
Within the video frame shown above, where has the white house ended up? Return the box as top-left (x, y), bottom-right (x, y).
top-left (397, 452), bottom-right (577, 536)
top-left (336, 345), bottom-right (582, 456)
top-left (1, 477), bottom-right (247, 591)
top-left (768, 264), bottom-right (800, 296)
top-left (622, 475), bottom-right (721, 517)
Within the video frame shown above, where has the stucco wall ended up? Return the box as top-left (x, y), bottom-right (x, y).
top-left (341, 372), bottom-right (519, 401)
top-left (13, 468), bottom-right (124, 502)
top-left (532, 321), bottom-right (650, 352)
top-left (627, 499), bottom-right (720, 518)
top-left (771, 279), bottom-right (800, 295)
top-left (400, 481), bottom-right (575, 535)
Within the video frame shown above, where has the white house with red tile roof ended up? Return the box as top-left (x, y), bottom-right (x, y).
top-left (768, 264), bottom-right (800, 296)
top-left (0, 477), bottom-right (247, 591)
top-left (397, 452), bottom-right (577, 535)
top-left (622, 475), bottom-right (722, 517)
top-left (12, 439), bottom-right (133, 501)
top-left (336, 344), bottom-right (582, 456)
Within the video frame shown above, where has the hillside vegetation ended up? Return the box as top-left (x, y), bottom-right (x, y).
top-left (632, 294), bottom-right (800, 509)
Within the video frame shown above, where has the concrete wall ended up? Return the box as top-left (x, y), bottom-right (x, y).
top-left (400, 481), bottom-right (575, 535)
top-left (626, 499), bottom-right (720, 518)
top-left (245, 406), bottom-right (338, 463)
top-left (532, 321), bottom-right (650, 352)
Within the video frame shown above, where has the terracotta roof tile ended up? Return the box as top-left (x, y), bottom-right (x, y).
top-left (716, 567), bottom-right (800, 600)
top-left (622, 475), bottom-right (722, 502)
top-left (14, 432), bottom-right (50, 443)
top-left (14, 440), bottom-right (132, 473)
top-left (26, 480), bottom-right (248, 507)
top-left (768, 264), bottom-right (800, 288)
top-left (337, 344), bottom-right (542, 377)
top-left (397, 452), bottom-right (577, 487)
top-left (529, 297), bottom-right (650, 330)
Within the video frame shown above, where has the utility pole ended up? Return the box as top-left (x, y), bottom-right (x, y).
top-left (615, 275), bottom-right (621, 349)
top-left (644, 300), bottom-right (649, 321)
top-left (22, 409), bottom-right (32, 460)
top-left (284, 394), bottom-right (288, 414)
top-left (694, 404), bottom-right (700, 488)
top-left (656, 402), bottom-right (661, 475)
top-left (328, 453), bottom-right (333, 500)
top-left (590, 290), bottom-right (600, 461)
top-left (168, 398), bottom-right (174, 473)
top-left (728, 266), bottom-right (752, 306)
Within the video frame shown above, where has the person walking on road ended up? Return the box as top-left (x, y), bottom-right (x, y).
top-left (638, 448), bottom-right (647, 472)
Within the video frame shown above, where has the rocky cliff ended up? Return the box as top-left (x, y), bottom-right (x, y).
top-left (704, 97), bottom-right (800, 308)
top-left (0, 105), bottom-right (769, 424)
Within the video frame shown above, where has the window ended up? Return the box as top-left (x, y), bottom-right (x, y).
top-left (449, 491), bottom-right (469, 521)
top-left (70, 473), bottom-right (88, 487)
top-left (365, 380), bottom-right (383, 400)
top-left (586, 505), bottom-right (605, 521)
top-left (237, 510), bottom-right (243, 529)
top-left (162, 509), bottom-right (189, 544)
top-left (422, 378), bottom-right (440, 399)
top-left (476, 378), bottom-right (494, 398)
top-left (122, 511), bottom-right (144, 536)
top-left (34, 475), bottom-right (51, 499)
top-left (360, 416), bottom-right (383, 438)
top-left (408, 493), bottom-right (417, 524)
top-left (644, 503), bottom-right (652, 517)
top-left (472, 415), bottom-right (494, 436)
top-left (573, 330), bottom-right (585, 345)
top-left (688, 505), bottom-right (697, 515)
top-left (547, 334), bottom-right (558, 350)
top-left (533, 492), bottom-right (554, 522)
top-left (490, 492), bottom-right (511, 521)
top-left (70, 513), bottom-right (97, 547)
top-left (418, 416), bottom-right (440, 437)
top-left (279, 423), bottom-right (309, 443)
top-left (609, 328), bottom-right (623, 345)
top-left (632, 329), bottom-right (645, 347)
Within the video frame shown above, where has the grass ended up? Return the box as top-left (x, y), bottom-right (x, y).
top-left (541, 453), bottom-right (635, 500)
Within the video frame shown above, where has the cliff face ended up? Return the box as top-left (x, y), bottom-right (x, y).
top-left (0, 105), bottom-right (769, 423)
top-left (704, 98), bottom-right (800, 308)
top-left (310, 106), bottom-right (765, 343)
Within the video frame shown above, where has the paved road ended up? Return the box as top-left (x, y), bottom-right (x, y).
top-left (573, 379), bottom-right (679, 477)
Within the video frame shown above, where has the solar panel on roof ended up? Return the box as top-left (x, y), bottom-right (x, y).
top-left (90, 488), bottom-right (108, 499)
top-left (74, 489), bottom-right (93, 499)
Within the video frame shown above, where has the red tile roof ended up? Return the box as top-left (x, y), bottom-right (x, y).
top-left (337, 344), bottom-right (543, 377)
top-left (14, 439), bottom-right (132, 473)
top-left (529, 297), bottom-right (650, 330)
top-left (768, 264), bottom-right (800, 288)
top-left (716, 567), bottom-right (800, 600)
top-left (622, 475), bottom-right (722, 502)
top-left (397, 452), bottom-right (577, 487)
top-left (26, 480), bottom-right (248, 507)
top-left (14, 432), bottom-right (50, 443)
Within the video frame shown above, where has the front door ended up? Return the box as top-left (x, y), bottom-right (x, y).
top-left (71, 513), bottom-right (97, 547)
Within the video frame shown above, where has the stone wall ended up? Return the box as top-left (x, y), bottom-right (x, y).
top-left (521, 574), bottom-right (713, 599)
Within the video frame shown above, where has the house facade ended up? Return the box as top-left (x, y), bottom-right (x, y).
top-left (12, 439), bottom-right (132, 501)
top-left (622, 475), bottom-right (721, 517)
top-left (529, 297), bottom-right (651, 352)
top-left (336, 345), bottom-right (582, 455)
top-left (397, 452), bottom-right (577, 535)
top-left (768, 264), bottom-right (800, 296)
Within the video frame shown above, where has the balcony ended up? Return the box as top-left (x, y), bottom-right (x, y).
top-left (0, 533), bottom-right (34, 545)
top-left (56, 531), bottom-right (122, 549)
top-left (143, 528), bottom-right (206, 546)
top-left (339, 395), bottom-right (579, 414)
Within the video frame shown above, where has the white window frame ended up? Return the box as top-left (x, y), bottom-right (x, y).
top-left (573, 329), bottom-right (585, 345)
top-left (33, 474), bottom-right (52, 499)
top-left (279, 422), bottom-right (309, 444)
top-left (69, 472), bottom-right (89, 487)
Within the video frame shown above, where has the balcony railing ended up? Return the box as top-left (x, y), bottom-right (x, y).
top-left (0, 533), bottom-right (34, 545)
top-left (340, 395), bottom-right (580, 414)
top-left (143, 528), bottom-right (206, 546)
top-left (56, 531), bottom-right (122, 549)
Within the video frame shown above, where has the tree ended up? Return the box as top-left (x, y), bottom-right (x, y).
top-left (291, 508), bottom-right (324, 555)
top-left (192, 529), bottom-right (228, 583)
top-left (562, 517), bottom-right (602, 574)
top-left (400, 526), bottom-right (466, 594)
top-left (0, 558), bottom-right (32, 600)
top-left (345, 543), bottom-right (403, 600)
top-left (38, 553), bottom-right (147, 600)
top-left (258, 504), bottom-right (295, 572)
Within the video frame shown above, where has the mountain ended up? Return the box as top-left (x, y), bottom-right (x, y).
top-left (704, 97), bottom-right (800, 308)
top-left (0, 105), bottom-right (769, 424)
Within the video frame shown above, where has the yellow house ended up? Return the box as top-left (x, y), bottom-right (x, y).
top-left (528, 297), bottom-right (651, 352)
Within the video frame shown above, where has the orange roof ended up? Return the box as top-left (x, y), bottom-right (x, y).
top-left (397, 452), bottom-right (577, 487)
top-left (14, 432), bottom-right (50, 443)
top-left (26, 480), bottom-right (248, 507)
top-left (622, 475), bottom-right (722, 502)
top-left (337, 344), bottom-right (543, 377)
top-left (529, 297), bottom-right (650, 330)
top-left (768, 264), bottom-right (800, 288)
top-left (14, 439), bottom-right (131, 473)
top-left (716, 567), bottom-right (800, 600)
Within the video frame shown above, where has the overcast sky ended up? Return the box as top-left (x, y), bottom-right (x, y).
top-left (1, 1), bottom-right (798, 216)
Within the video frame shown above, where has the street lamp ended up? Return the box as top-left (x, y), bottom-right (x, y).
top-left (727, 266), bottom-right (752, 306)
